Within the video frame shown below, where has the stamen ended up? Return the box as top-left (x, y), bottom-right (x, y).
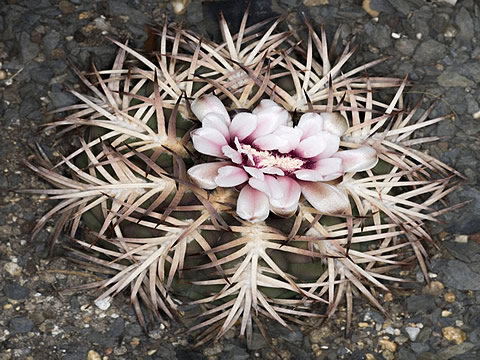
top-left (240, 144), bottom-right (305, 173)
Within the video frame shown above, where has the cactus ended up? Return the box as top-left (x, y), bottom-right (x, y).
top-left (26, 11), bottom-right (461, 346)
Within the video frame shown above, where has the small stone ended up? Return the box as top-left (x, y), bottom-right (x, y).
top-left (438, 343), bottom-right (474, 359)
top-left (362, 0), bottom-right (379, 17)
top-left (437, 72), bottom-right (475, 88)
top-left (58, 1), bottom-right (75, 14)
top-left (442, 310), bottom-right (452, 317)
top-left (442, 326), bottom-right (466, 344)
top-left (422, 280), bottom-right (444, 296)
top-left (378, 339), bottom-right (397, 352)
top-left (414, 40), bottom-right (446, 64)
top-left (130, 337), bottom-right (140, 347)
top-left (358, 322), bottom-right (371, 328)
top-left (444, 292), bottom-right (456, 303)
top-left (365, 354), bottom-right (375, 360)
top-left (443, 260), bottom-right (480, 290)
top-left (94, 297), bottom-right (111, 310)
top-left (454, 235), bottom-right (469, 243)
top-left (87, 350), bottom-right (101, 360)
top-left (203, 343), bottom-right (223, 356)
top-left (395, 39), bottom-right (417, 56)
top-left (382, 350), bottom-right (395, 360)
top-left (5, 283), bottom-right (29, 300)
top-left (9, 317), bottom-right (35, 334)
top-left (384, 293), bottom-right (393, 302)
top-left (4, 262), bottom-right (22, 276)
top-left (304, 0), bottom-right (329, 5)
top-left (405, 327), bottom-right (421, 341)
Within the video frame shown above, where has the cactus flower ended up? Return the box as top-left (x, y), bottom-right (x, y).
top-left (188, 95), bottom-right (378, 222)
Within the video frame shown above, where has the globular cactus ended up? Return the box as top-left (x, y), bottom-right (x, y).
top-left (25, 9), bottom-right (462, 346)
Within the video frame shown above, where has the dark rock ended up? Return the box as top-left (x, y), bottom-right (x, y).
top-left (43, 29), bottom-right (61, 53)
top-left (414, 40), bottom-right (446, 64)
top-left (395, 38), bottom-right (418, 56)
top-left (125, 323), bottom-right (143, 337)
top-left (108, 317), bottom-right (124, 339)
top-left (48, 90), bottom-right (77, 109)
top-left (386, 0), bottom-right (410, 15)
top-left (4, 283), bottom-right (30, 300)
top-left (9, 317), bottom-right (35, 334)
top-left (442, 242), bottom-right (480, 263)
top-left (30, 65), bottom-right (53, 84)
top-left (19, 32), bottom-right (40, 63)
top-left (437, 342), bottom-right (474, 360)
top-left (155, 344), bottom-right (177, 359)
top-left (437, 71), bottom-right (475, 87)
top-left (407, 295), bottom-right (436, 314)
top-left (369, 0), bottom-right (396, 14)
top-left (269, 323), bottom-right (303, 343)
top-left (443, 260), bottom-right (480, 291)
top-left (106, 0), bottom-right (148, 25)
top-left (411, 342), bottom-right (430, 354)
top-left (220, 344), bottom-right (249, 360)
top-left (398, 347), bottom-right (416, 360)
top-left (456, 7), bottom-right (474, 47)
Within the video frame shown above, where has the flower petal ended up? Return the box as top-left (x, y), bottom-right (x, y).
top-left (301, 182), bottom-right (350, 214)
top-left (237, 185), bottom-right (270, 223)
top-left (310, 132), bottom-right (341, 159)
top-left (294, 135), bottom-right (327, 158)
top-left (187, 162), bottom-right (229, 190)
top-left (214, 166), bottom-right (249, 187)
top-left (297, 113), bottom-right (324, 140)
top-left (248, 174), bottom-right (280, 198)
top-left (334, 146), bottom-right (378, 172)
top-left (203, 113), bottom-right (230, 141)
top-left (222, 145), bottom-right (242, 164)
top-left (321, 112), bottom-right (349, 137)
top-left (244, 166), bottom-right (264, 180)
top-left (269, 177), bottom-right (301, 217)
top-left (191, 95), bottom-right (230, 125)
top-left (271, 125), bottom-right (303, 153)
top-left (248, 99), bottom-right (289, 139)
top-left (252, 134), bottom-right (286, 151)
top-left (191, 127), bottom-right (228, 158)
top-left (229, 112), bottom-right (257, 141)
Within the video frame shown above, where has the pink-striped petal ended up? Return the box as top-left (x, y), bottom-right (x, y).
top-left (191, 127), bottom-right (228, 158)
top-left (187, 162), bottom-right (229, 190)
top-left (222, 145), bottom-right (242, 164)
top-left (262, 167), bottom-right (284, 176)
top-left (295, 158), bottom-right (343, 182)
top-left (301, 182), bottom-right (350, 214)
top-left (269, 177), bottom-right (301, 217)
top-left (321, 112), bottom-right (349, 136)
top-left (203, 113), bottom-right (230, 141)
top-left (191, 95), bottom-right (230, 125)
top-left (334, 146), bottom-right (378, 172)
top-left (214, 166), bottom-right (249, 187)
top-left (229, 112), bottom-right (257, 141)
top-left (297, 113), bottom-right (324, 140)
top-left (237, 185), bottom-right (270, 223)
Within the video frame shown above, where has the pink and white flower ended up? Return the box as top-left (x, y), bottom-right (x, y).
top-left (188, 95), bottom-right (378, 223)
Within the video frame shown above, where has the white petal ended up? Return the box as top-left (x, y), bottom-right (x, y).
top-left (248, 99), bottom-right (289, 139)
top-left (297, 113), bottom-right (324, 140)
top-left (191, 127), bottom-right (228, 158)
top-left (321, 112), bottom-right (349, 136)
top-left (311, 157), bottom-right (343, 176)
top-left (214, 166), bottom-right (249, 187)
top-left (222, 145), bottom-right (242, 164)
top-left (244, 166), bottom-right (264, 180)
top-left (229, 112), bottom-right (257, 141)
top-left (252, 134), bottom-right (287, 151)
top-left (269, 177), bottom-right (301, 217)
top-left (203, 113), bottom-right (230, 141)
top-left (295, 136), bottom-right (326, 158)
top-left (187, 162), bottom-right (229, 190)
top-left (294, 169), bottom-right (324, 181)
top-left (301, 182), bottom-right (350, 214)
top-left (262, 167), bottom-right (284, 176)
top-left (191, 94), bottom-right (230, 125)
top-left (271, 125), bottom-right (303, 153)
top-left (248, 175), bottom-right (280, 198)
top-left (310, 132), bottom-right (341, 159)
top-left (334, 147), bottom-right (378, 172)
top-left (237, 185), bottom-right (270, 223)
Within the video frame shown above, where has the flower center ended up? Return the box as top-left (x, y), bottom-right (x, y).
top-left (240, 144), bottom-right (305, 173)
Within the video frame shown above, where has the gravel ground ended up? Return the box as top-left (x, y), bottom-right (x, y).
top-left (1, 0), bottom-right (480, 359)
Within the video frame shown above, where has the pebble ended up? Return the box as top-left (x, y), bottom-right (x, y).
top-left (87, 350), bottom-right (101, 360)
top-left (4, 262), bottom-right (22, 276)
top-left (414, 40), bottom-right (446, 64)
top-left (442, 326), bottom-right (467, 344)
top-left (444, 293), bottom-right (456, 303)
top-left (422, 280), bottom-right (444, 296)
top-left (378, 338), bottom-right (397, 352)
top-left (437, 72), bottom-right (475, 88)
top-left (5, 283), bottom-right (30, 300)
top-left (9, 317), bottom-right (35, 334)
top-left (405, 327), bottom-right (421, 341)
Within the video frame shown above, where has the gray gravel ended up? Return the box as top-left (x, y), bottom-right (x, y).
top-left (1, 0), bottom-right (480, 359)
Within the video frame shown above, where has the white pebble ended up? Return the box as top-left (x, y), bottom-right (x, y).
top-left (94, 297), bottom-right (111, 310)
top-left (405, 326), bottom-right (421, 341)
